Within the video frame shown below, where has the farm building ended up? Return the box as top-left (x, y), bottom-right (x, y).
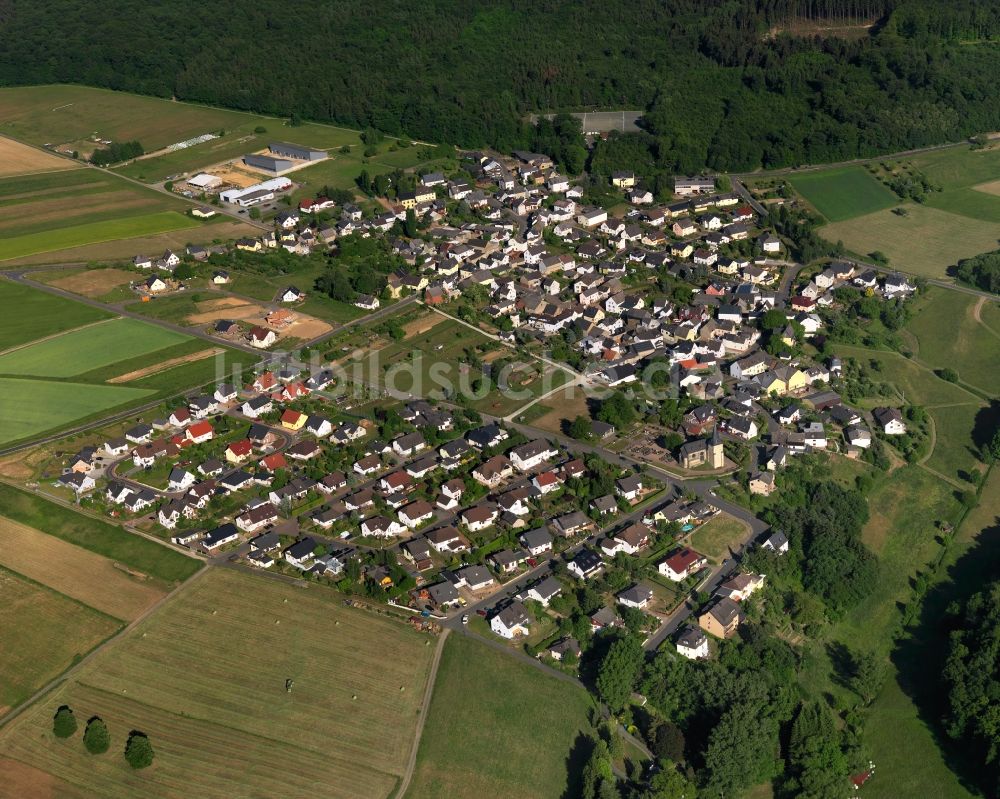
top-left (187, 173), bottom-right (222, 190)
top-left (269, 142), bottom-right (327, 161)
top-left (220, 178), bottom-right (292, 206)
top-left (243, 153), bottom-right (295, 174)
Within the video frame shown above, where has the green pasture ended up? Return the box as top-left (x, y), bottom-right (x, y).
top-left (788, 165), bottom-right (897, 222)
top-left (0, 377), bottom-right (153, 445)
top-left (0, 280), bottom-right (112, 348)
top-left (0, 211), bottom-right (199, 261)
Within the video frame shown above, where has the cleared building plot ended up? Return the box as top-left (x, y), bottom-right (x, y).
top-left (0, 568), bottom-right (120, 713)
top-left (0, 569), bottom-right (435, 799)
top-left (0, 517), bottom-right (167, 621)
top-left (0, 136), bottom-right (77, 177)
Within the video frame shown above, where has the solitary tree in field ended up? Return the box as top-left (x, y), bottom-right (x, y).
top-left (83, 717), bottom-right (110, 754)
top-left (52, 706), bottom-right (77, 739)
top-left (124, 731), bottom-right (155, 769)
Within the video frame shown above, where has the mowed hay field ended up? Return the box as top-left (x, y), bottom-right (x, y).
top-left (0, 484), bottom-right (201, 585)
top-left (0, 136), bottom-right (77, 177)
top-left (819, 203), bottom-right (1000, 279)
top-left (0, 169), bottom-right (199, 261)
top-left (904, 288), bottom-right (1000, 396)
top-left (0, 279), bottom-right (112, 349)
top-left (0, 569), bottom-right (435, 799)
top-left (0, 567), bottom-right (120, 713)
top-left (788, 165), bottom-right (898, 222)
top-left (406, 633), bottom-right (594, 799)
top-left (0, 517), bottom-right (166, 620)
top-left (0, 317), bottom-right (190, 377)
top-left (0, 84), bottom-right (361, 183)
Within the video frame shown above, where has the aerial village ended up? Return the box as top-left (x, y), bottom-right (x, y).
top-left (52, 141), bottom-right (917, 666)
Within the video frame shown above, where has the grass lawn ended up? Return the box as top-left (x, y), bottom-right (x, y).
top-left (904, 288), bottom-right (1000, 396)
top-left (0, 377), bottom-right (153, 445)
top-left (0, 484), bottom-right (200, 584)
top-left (405, 633), bottom-right (595, 799)
top-left (788, 165), bottom-right (897, 222)
top-left (0, 569), bottom-right (435, 799)
top-left (688, 514), bottom-right (748, 561)
top-left (0, 318), bottom-right (190, 377)
top-left (818, 203), bottom-right (1000, 279)
top-left (0, 567), bottom-right (120, 714)
top-left (0, 211), bottom-right (198, 261)
top-left (0, 280), bottom-right (112, 349)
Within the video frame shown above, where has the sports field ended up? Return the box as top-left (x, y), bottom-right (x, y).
top-left (0, 318), bottom-right (190, 377)
top-left (0, 279), bottom-right (112, 349)
top-left (0, 569), bottom-right (435, 799)
top-left (406, 633), bottom-right (594, 799)
top-left (0, 517), bottom-right (167, 621)
top-left (787, 165), bottom-right (897, 222)
top-left (819, 204), bottom-right (1000, 279)
top-left (0, 568), bottom-right (120, 714)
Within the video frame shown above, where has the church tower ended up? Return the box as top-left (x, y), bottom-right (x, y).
top-left (710, 426), bottom-right (724, 469)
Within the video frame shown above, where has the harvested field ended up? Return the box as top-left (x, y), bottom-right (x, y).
top-left (0, 568), bottom-right (120, 712)
top-left (972, 178), bottom-right (1000, 197)
top-left (0, 569), bottom-right (435, 799)
top-left (108, 347), bottom-right (220, 383)
top-left (0, 137), bottom-right (76, 177)
top-left (0, 517), bottom-right (166, 620)
top-left (402, 312), bottom-right (446, 338)
top-left (0, 758), bottom-right (84, 799)
top-left (43, 267), bottom-right (134, 298)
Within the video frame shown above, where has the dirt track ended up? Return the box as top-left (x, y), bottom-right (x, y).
top-left (108, 347), bottom-right (221, 383)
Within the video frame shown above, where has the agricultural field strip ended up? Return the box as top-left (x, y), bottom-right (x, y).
top-left (0, 569), bottom-right (432, 799)
top-left (0, 317), bottom-right (192, 378)
top-left (0, 516), bottom-right (165, 621)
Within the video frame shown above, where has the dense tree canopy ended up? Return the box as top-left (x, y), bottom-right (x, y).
top-left (943, 581), bottom-right (1000, 794)
top-left (3, 2), bottom-right (1000, 170)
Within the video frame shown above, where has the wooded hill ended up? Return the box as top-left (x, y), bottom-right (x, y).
top-left (2, 0), bottom-right (1000, 171)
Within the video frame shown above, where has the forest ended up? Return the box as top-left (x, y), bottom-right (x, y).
top-left (3, 1), bottom-right (1000, 171)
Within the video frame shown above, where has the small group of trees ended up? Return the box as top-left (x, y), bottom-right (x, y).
top-left (52, 706), bottom-right (154, 769)
top-left (89, 140), bottom-right (144, 166)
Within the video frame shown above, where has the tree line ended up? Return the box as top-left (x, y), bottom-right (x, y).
top-left (3, 1), bottom-right (1000, 171)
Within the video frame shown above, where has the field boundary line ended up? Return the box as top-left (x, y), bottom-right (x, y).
top-left (394, 627), bottom-right (449, 799)
top-left (0, 316), bottom-right (119, 358)
top-left (0, 563), bottom-right (211, 731)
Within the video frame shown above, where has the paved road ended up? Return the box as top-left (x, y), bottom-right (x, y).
top-left (731, 176), bottom-right (769, 218)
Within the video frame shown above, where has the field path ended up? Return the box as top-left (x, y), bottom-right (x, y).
top-left (0, 563), bottom-right (210, 729)
top-left (394, 628), bottom-right (449, 799)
